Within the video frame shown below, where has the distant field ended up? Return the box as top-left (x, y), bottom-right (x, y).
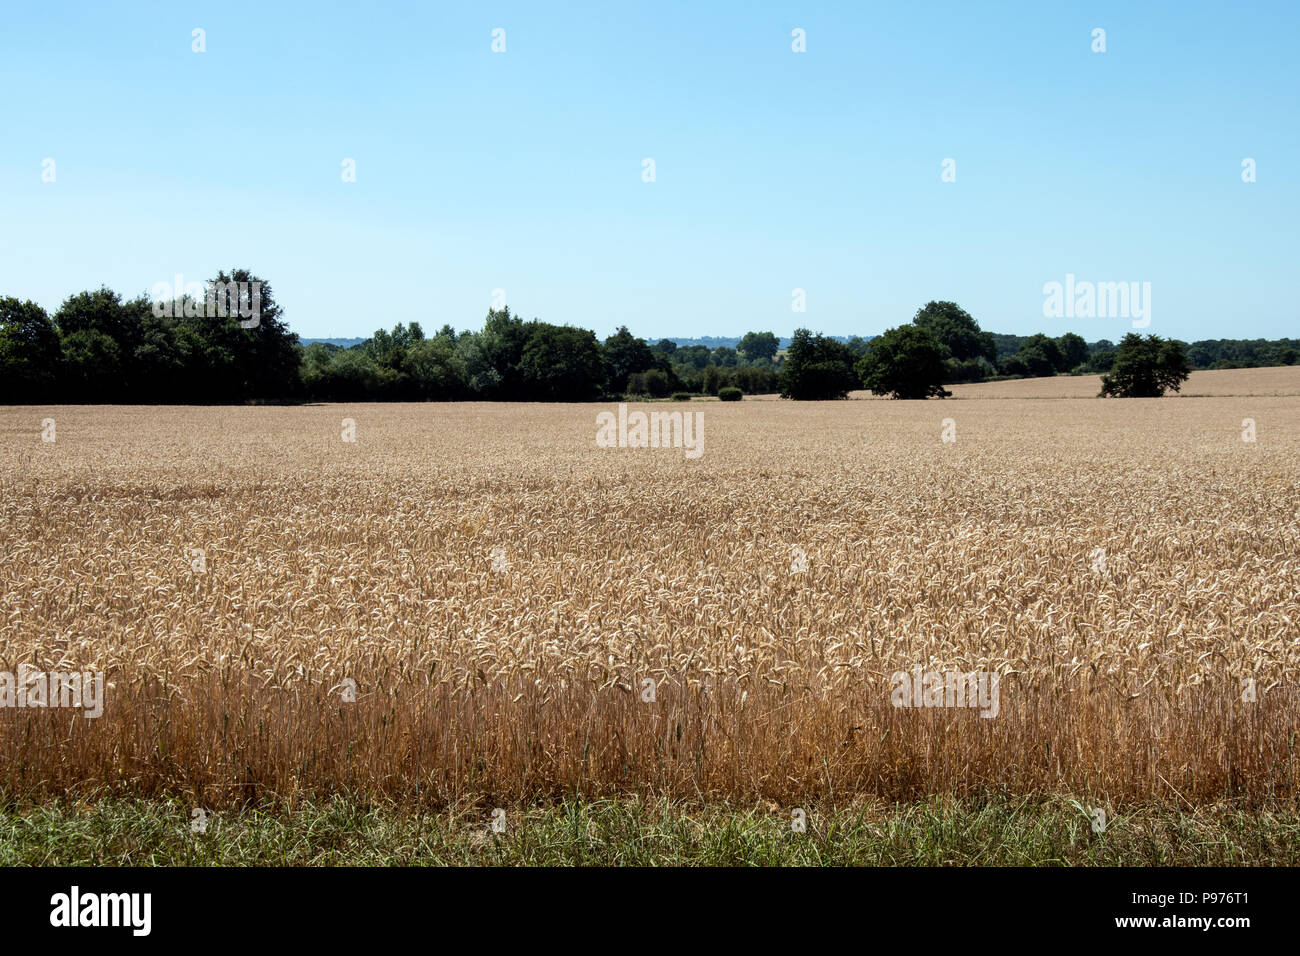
top-left (2, 382), bottom-right (1298, 813)
top-left (939, 365), bottom-right (1300, 400)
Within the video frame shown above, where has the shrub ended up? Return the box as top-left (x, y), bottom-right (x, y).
top-left (717, 387), bottom-right (743, 401)
top-left (671, 392), bottom-right (694, 401)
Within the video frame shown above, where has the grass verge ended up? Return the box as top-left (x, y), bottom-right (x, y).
top-left (2, 794), bottom-right (1297, 865)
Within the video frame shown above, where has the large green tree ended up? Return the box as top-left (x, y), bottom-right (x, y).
top-left (1001, 333), bottom-right (1063, 378)
top-left (913, 301), bottom-right (996, 364)
top-left (1100, 334), bottom-right (1191, 397)
top-left (54, 288), bottom-right (155, 401)
top-left (519, 323), bottom-right (606, 400)
top-left (737, 331), bottom-right (779, 364)
top-left (779, 329), bottom-right (859, 400)
top-left (178, 269), bottom-right (300, 401)
top-left (401, 332), bottom-right (466, 400)
top-left (1056, 332), bottom-right (1089, 371)
top-left (602, 325), bottom-right (655, 393)
top-left (60, 328), bottom-right (123, 401)
top-left (856, 324), bottom-right (951, 399)
top-left (0, 297), bottom-right (61, 402)
top-left (55, 287), bottom-right (148, 347)
top-left (473, 307), bottom-right (530, 399)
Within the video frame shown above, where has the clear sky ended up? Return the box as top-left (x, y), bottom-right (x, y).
top-left (2, 1), bottom-right (1297, 342)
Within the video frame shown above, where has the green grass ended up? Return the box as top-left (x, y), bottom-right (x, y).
top-left (2, 794), bottom-right (1298, 865)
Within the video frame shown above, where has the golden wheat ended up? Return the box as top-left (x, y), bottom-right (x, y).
top-left (2, 379), bottom-right (1298, 808)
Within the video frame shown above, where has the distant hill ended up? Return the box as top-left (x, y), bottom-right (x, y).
top-left (299, 337), bottom-right (367, 348)
top-left (661, 335), bottom-right (866, 350)
top-left (298, 334), bottom-right (863, 350)
top-left (648, 336), bottom-right (751, 349)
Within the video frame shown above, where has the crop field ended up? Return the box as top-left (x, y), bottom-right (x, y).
top-left (2, 379), bottom-right (1299, 814)
top-left (943, 366), bottom-right (1300, 400)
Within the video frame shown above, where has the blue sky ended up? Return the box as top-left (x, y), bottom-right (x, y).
top-left (2, 1), bottom-right (1296, 342)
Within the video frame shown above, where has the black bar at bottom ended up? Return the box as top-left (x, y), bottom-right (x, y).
top-left (3, 866), bottom-right (1277, 942)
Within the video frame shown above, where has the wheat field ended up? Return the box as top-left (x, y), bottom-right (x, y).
top-left (2, 385), bottom-right (1298, 809)
top-left (942, 365), bottom-right (1300, 400)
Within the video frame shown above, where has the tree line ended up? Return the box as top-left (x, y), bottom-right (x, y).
top-left (1, 273), bottom-right (1288, 403)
